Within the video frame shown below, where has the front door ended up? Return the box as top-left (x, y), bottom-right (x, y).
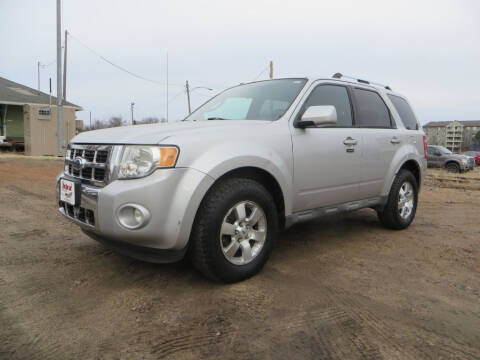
top-left (291, 83), bottom-right (362, 211)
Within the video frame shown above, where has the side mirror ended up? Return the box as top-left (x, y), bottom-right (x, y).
top-left (435, 152), bottom-right (442, 156)
top-left (297, 105), bottom-right (337, 128)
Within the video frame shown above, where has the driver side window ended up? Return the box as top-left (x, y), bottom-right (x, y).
top-left (301, 85), bottom-right (353, 127)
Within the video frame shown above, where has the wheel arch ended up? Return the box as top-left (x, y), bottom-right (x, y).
top-left (399, 159), bottom-right (421, 189)
top-left (196, 166), bottom-right (287, 230)
top-left (383, 157), bottom-right (423, 196)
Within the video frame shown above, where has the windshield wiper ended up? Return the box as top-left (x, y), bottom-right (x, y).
top-left (207, 117), bottom-right (230, 120)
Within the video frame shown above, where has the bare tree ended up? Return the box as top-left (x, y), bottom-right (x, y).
top-left (139, 117), bottom-right (160, 124)
top-left (107, 116), bottom-right (125, 128)
top-left (136, 116), bottom-right (168, 124)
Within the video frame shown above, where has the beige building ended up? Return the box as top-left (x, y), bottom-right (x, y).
top-left (423, 120), bottom-right (480, 152)
top-left (0, 76), bottom-right (82, 156)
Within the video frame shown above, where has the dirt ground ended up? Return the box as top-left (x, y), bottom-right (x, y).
top-left (1, 155), bottom-right (479, 360)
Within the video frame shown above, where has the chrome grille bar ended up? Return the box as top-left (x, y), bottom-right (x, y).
top-left (64, 144), bottom-right (112, 187)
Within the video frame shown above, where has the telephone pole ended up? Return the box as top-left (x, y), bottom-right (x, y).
top-left (63, 30), bottom-right (68, 103)
top-left (166, 52), bottom-right (169, 122)
top-left (56, 0), bottom-right (63, 156)
top-left (186, 80), bottom-right (191, 114)
top-left (64, 30), bottom-right (69, 141)
top-left (185, 84), bottom-right (213, 114)
top-left (269, 60), bottom-right (274, 79)
top-left (131, 102), bottom-right (135, 125)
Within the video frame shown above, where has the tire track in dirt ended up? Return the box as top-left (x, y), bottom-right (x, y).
top-left (7, 185), bottom-right (47, 200)
top-left (326, 285), bottom-right (480, 360)
top-left (269, 306), bottom-right (384, 360)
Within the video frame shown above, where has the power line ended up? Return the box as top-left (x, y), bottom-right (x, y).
top-left (252, 65), bottom-right (269, 81)
top-left (167, 88), bottom-right (186, 104)
top-left (68, 32), bottom-right (183, 87)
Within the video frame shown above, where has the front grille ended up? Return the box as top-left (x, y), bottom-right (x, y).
top-left (59, 200), bottom-right (95, 226)
top-left (64, 145), bottom-right (111, 186)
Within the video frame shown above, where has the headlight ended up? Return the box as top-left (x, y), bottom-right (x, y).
top-left (117, 146), bottom-right (178, 179)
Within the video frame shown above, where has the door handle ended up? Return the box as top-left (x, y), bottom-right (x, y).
top-left (343, 137), bottom-right (357, 146)
top-left (391, 137), bottom-right (401, 144)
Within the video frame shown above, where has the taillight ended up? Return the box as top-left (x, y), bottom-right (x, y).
top-left (423, 136), bottom-right (428, 159)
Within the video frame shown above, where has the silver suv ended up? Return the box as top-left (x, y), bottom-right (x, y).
top-left (57, 75), bottom-right (427, 282)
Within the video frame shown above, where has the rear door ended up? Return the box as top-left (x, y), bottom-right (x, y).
top-left (350, 87), bottom-right (398, 198)
top-left (291, 82), bottom-right (363, 211)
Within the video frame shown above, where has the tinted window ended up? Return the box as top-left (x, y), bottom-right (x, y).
top-left (388, 95), bottom-right (418, 130)
top-left (302, 85), bottom-right (352, 126)
top-left (353, 88), bottom-right (391, 128)
top-left (427, 146), bottom-right (436, 155)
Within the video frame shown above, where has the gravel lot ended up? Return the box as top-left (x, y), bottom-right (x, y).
top-left (1, 155), bottom-right (479, 360)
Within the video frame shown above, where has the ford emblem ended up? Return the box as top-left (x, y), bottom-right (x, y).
top-left (72, 156), bottom-right (87, 170)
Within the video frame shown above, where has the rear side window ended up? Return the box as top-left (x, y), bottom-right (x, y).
top-left (301, 85), bottom-right (353, 126)
top-left (352, 88), bottom-right (391, 128)
top-left (388, 95), bottom-right (418, 130)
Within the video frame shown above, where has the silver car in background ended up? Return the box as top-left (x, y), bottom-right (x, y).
top-left (57, 74), bottom-right (427, 282)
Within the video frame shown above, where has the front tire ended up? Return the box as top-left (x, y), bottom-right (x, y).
top-left (446, 162), bottom-right (460, 173)
top-left (189, 178), bottom-right (278, 282)
top-left (377, 170), bottom-right (418, 230)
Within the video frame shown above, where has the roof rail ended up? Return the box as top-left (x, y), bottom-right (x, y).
top-left (332, 73), bottom-right (392, 90)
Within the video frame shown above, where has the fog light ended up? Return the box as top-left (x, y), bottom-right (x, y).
top-left (117, 204), bottom-right (150, 229)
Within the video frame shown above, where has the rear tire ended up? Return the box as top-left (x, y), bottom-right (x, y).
top-left (189, 178), bottom-right (278, 283)
top-left (377, 170), bottom-right (418, 230)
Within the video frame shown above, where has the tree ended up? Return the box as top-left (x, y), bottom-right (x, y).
top-left (139, 117), bottom-right (160, 124)
top-left (107, 116), bottom-right (124, 128)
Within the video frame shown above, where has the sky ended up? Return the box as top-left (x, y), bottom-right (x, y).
top-left (0, 0), bottom-right (479, 125)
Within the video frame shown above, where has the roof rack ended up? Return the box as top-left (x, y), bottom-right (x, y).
top-left (332, 73), bottom-right (392, 90)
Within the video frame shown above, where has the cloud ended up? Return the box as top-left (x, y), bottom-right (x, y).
top-left (0, 0), bottom-right (478, 124)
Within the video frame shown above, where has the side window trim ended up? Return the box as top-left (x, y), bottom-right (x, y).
top-left (294, 83), bottom-right (355, 128)
top-left (350, 86), bottom-right (396, 129)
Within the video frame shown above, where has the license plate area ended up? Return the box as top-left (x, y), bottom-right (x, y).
top-left (60, 178), bottom-right (81, 206)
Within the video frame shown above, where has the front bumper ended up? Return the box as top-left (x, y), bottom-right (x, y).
top-left (57, 167), bottom-right (214, 257)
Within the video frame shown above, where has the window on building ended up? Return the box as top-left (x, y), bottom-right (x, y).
top-left (38, 108), bottom-right (51, 120)
top-left (352, 88), bottom-right (391, 128)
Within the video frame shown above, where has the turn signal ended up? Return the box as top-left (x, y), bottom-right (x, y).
top-left (159, 147), bottom-right (179, 167)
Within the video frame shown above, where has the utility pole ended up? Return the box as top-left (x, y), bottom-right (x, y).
top-left (56, 0), bottom-right (63, 156)
top-left (186, 80), bottom-right (191, 114)
top-left (64, 30), bottom-right (69, 142)
top-left (89, 111), bottom-right (92, 129)
top-left (269, 60), bottom-right (274, 79)
top-left (63, 30), bottom-right (68, 103)
top-left (166, 52), bottom-right (169, 122)
top-left (130, 102), bottom-right (135, 125)
top-left (37, 61), bottom-right (41, 92)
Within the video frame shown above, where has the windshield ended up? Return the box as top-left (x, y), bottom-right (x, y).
top-left (185, 79), bottom-right (307, 121)
top-left (437, 146), bottom-right (453, 155)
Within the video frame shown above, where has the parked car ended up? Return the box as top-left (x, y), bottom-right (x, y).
top-left (462, 151), bottom-right (480, 166)
top-left (57, 75), bottom-right (427, 282)
top-left (426, 145), bottom-right (470, 173)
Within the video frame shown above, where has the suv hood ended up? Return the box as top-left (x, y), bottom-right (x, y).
top-left (71, 120), bottom-right (271, 144)
top-left (447, 154), bottom-right (468, 160)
